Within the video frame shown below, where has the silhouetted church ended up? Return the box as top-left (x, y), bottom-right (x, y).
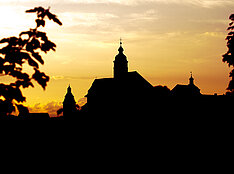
top-left (86, 41), bottom-right (153, 113)
top-left (57, 41), bottom-right (234, 118)
top-left (171, 73), bottom-right (201, 96)
top-left (63, 85), bottom-right (77, 117)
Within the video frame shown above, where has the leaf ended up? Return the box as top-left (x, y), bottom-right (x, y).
top-left (45, 10), bottom-right (62, 25)
top-left (222, 53), bottom-right (234, 67)
top-left (36, 31), bottom-right (48, 41)
top-left (32, 68), bottom-right (49, 90)
top-left (26, 42), bottom-right (33, 52)
top-left (52, 17), bottom-right (62, 26)
top-left (229, 14), bottom-right (234, 21)
top-left (32, 52), bottom-right (44, 64)
top-left (225, 35), bottom-right (233, 40)
top-left (0, 38), bottom-right (10, 44)
top-left (227, 31), bottom-right (234, 36)
top-left (16, 79), bottom-right (34, 88)
top-left (229, 69), bottom-right (234, 78)
top-left (30, 38), bottom-right (41, 50)
top-left (16, 104), bottom-right (29, 116)
top-left (0, 84), bottom-right (26, 102)
top-left (26, 7), bottom-right (44, 14)
top-left (28, 57), bottom-right (39, 68)
top-left (3, 65), bottom-right (14, 75)
top-left (227, 26), bottom-right (234, 30)
top-left (19, 52), bottom-right (31, 60)
top-left (36, 19), bottom-right (45, 27)
top-left (0, 99), bottom-right (15, 115)
top-left (25, 8), bottom-right (37, 13)
top-left (41, 40), bottom-right (56, 53)
top-left (19, 31), bottom-right (33, 38)
top-left (9, 70), bottom-right (30, 81)
top-left (46, 10), bottom-right (56, 20)
top-left (10, 87), bottom-right (26, 103)
top-left (9, 37), bottom-right (19, 46)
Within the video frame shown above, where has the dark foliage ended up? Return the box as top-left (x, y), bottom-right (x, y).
top-left (223, 14), bottom-right (234, 93)
top-left (0, 7), bottom-right (62, 116)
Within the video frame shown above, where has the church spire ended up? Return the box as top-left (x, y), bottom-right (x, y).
top-left (113, 39), bottom-right (128, 79)
top-left (63, 84), bottom-right (77, 117)
top-left (118, 38), bottom-right (124, 53)
top-left (189, 72), bottom-right (194, 85)
top-left (67, 84), bottom-right (71, 93)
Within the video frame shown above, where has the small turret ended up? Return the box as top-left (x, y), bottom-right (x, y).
top-left (63, 85), bottom-right (77, 117)
top-left (189, 72), bottom-right (194, 85)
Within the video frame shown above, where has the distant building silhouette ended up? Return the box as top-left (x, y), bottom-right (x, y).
top-left (59, 41), bottom-right (233, 117)
top-left (114, 41), bottom-right (128, 79)
top-left (171, 73), bottom-right (201, 97)
top-left (63, 85), bottom-right (78, 117)
top-left (86, 41), bottom-right (153, 113)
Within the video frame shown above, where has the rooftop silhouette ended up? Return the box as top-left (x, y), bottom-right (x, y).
top-left (1, 41), bottom-right (233, 119)
top-left (80, 41), bottom-right (233, 116)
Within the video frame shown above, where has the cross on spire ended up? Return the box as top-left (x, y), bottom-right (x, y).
top-left (118, 37), bottom-right (124, 53)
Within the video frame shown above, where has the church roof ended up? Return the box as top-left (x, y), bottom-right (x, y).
top-left (171, 84), bottom-right (200, 96)
top-left (87, 78), bottom-right (115, 97)
top-left (171, 73), bottom-right (201, 96)
top-left (87, 71), bottom-right (153, 97)
top-left (124, 71), bottom-right (153, 89)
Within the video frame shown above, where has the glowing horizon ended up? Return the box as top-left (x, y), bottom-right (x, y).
top-left (0, 0), bottom-right (233, 116)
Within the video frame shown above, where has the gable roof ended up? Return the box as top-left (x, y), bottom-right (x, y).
top-left (87, 78), bottom-right (115, 97)
top-left (171, 84), bottom-right (201, 96)
top-left (125, 71), bottom-right (153, 89)
top-left (86, 71), bottom-right (153, 97)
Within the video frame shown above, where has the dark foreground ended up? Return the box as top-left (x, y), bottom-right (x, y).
top-left (1, 95), bottom-right (233, 121)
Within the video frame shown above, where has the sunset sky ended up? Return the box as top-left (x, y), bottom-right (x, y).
top-left (0, 0), bottom-right (234, 116)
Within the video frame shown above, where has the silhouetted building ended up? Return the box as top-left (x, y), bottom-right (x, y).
top-left (171, 73), bottom-right (201, 96)
top-left (153, 85), bottom-right (171, 97)
top-left (63, 85), bottom-right (77, 117)
top-left (58, 41), bottom-right (234, 117)
top-left (114, 41), bottom-right (128, 79)
top-left (86, 41), bottom-right (153, 113)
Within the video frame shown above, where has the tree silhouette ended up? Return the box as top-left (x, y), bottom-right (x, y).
top-left (223, 14), bottom-right (234, 94)
top-left (0, 7), bottom-right (62, 117)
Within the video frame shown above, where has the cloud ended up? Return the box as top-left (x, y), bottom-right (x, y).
top-left (199, 31), bottom-right (225, 38)
top-left (28, 101), bottom-right (63, 117)
top-left (28, 98), bottom-right (87, 117)
top-left (188, 0), bottom-right (234, 8)
top-left (57, 0), bottom-right (234, 7)
top-left (51, 75), bottom-right (95, 80)
top-left (78, 97), bottom-right (87, 107)
top-left (60, 12), bottom-right (118, 28)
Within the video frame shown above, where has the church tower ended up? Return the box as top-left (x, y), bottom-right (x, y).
top-left (189, 72), bottom-right (194, 85)
top-left (63, 85), bottom-right (77, 117)
top-left (113, 40), bottom-right (128, 79)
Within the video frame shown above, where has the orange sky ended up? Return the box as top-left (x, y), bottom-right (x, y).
top-left (0, 0), bottom-right (233, 116)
